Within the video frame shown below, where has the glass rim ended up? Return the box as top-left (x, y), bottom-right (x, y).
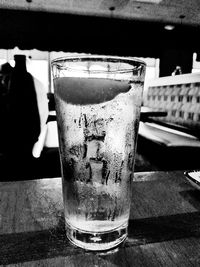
top-left (51, 54), bottom-right (146, 67)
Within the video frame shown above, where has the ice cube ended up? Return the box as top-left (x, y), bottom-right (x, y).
top-left (86, 140), bottom-right (105, 160)
top-left (90, 159), bottom-right (104, 184)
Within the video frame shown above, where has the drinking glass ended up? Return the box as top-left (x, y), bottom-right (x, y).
top-left (51, 55), bottom-right (146, 251)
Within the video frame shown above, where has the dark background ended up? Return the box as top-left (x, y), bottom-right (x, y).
top-left (0, 9), bottom-right (199, 76)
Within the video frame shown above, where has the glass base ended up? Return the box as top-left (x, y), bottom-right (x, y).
top-left (66, 222), bottom-right (128, 251)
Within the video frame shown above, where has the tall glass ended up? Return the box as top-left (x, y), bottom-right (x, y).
top-left (51, 55), bottom-right (146, 251)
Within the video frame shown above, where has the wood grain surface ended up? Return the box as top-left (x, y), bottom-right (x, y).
top-left (1, 171), bottom-right (200, 266)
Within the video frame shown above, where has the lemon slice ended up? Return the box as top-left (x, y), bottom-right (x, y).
top-left (54, 77), bottom-right (131, 105)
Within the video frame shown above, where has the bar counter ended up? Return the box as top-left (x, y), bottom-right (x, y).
top-left (1, 171), bottom-right (200, 266)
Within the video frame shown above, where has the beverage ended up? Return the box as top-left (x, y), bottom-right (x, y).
top-left (52, 56), bottom-right (146, 251)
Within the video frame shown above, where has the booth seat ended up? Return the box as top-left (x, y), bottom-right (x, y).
top-left (139, 121), bottom-right (200, 148)
top-left (137, 73), bottom-right (200, 170)
top-left (142, 73), bottom-right (200, 136)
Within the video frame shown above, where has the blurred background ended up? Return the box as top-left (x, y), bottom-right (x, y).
top-left (1, 1), bottom-right (200, 180)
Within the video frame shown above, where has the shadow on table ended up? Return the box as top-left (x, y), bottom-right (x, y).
top-left (1, 211), bottom-right (200, 265)
top-left (179, 189), bottom-right (200, 210)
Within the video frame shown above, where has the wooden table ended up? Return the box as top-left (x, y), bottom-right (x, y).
top-left (1, 171), bottom-right (200, 266)
top-left (140, 106), bottom-right (167, 121)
